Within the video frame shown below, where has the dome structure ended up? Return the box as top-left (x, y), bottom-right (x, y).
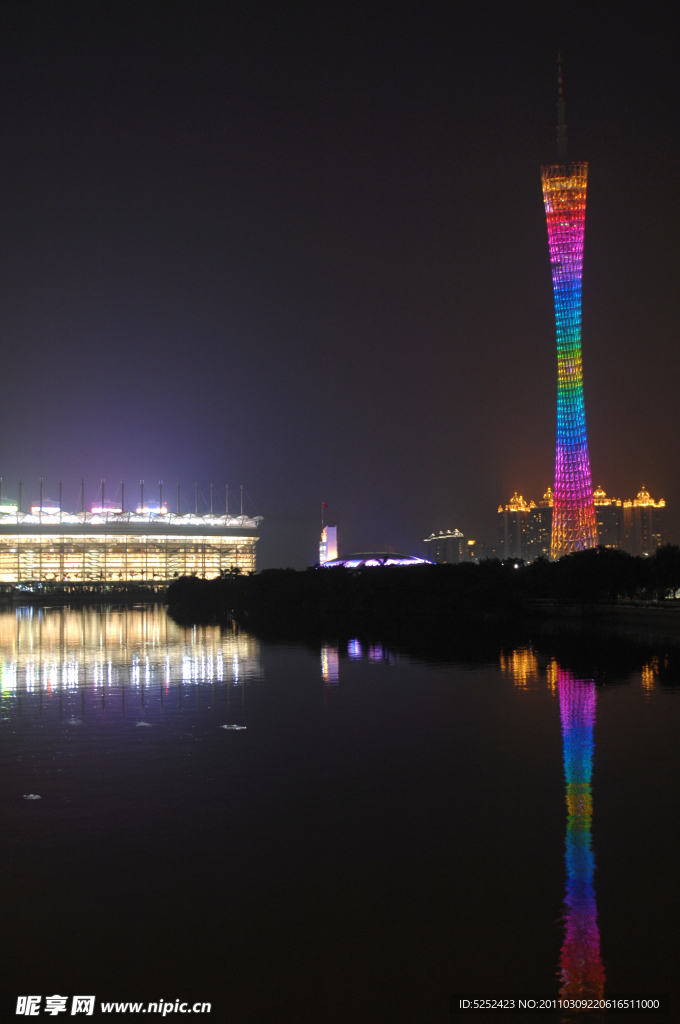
top-left (320, 552), bottom-right (432, 568)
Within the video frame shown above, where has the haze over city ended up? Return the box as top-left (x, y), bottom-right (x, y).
top-left (0, 2), bottom-right (677, 567)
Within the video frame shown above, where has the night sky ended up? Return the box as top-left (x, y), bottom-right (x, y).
top-left (0, 2), bottom-right (677, 568)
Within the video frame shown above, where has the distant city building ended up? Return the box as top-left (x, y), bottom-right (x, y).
top-left (465, 539), bottom-right (482, 562)
top-left (497, 490), bottom-right (552, 562)
top-left (498, 493), bottom-right (532, 560)
top-left (423, 528), bottom-right (465, 564)
top-left (622, 486), bottom-right (666, 556)
top-left (319, 525), bottom-right (338, 564)
top-left (593, 486), bottom-right (622, 549)
top-left (497, 484), bottom-right (666, 561)
top-left (527, 488), bottom-right (553, 561)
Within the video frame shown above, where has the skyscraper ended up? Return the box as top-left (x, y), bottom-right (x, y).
top-left (496, 489), bottom-right (552, 562)
top-left (541, 59), bottom-right (598, 559)
top-left (497, 492), bottom-right (531, 560)
top-left (622, 486), bottom-right (666, 556)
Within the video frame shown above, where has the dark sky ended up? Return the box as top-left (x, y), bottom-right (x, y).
top-left (0, 2), bottom-right (678, 567)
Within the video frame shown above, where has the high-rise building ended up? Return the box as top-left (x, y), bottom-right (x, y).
top-left (498, 493), bottom-right (531, 560)
top-left (497, 484), bottom-right (666, 560)
top-left (527, 488), bottom-right (553, 560)
top-left (592, 486), bottom-right (622, 549)
top-left (622, 486), bottom-right (666, 556)
top-left (541, 60), bottom-right (598, 558)
top-left (424, 528), bottom-right (464, 564)
top-left (498, 489), bottom-right (553, 561)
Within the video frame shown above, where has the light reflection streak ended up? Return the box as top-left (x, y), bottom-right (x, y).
top-left (500, 647), bottom-right (539, 688)
top-left (321, 645), bottom-right (339, 685)
top-left (641, 658), bottom-right (657, 693)
top-left (348, 639), bottom-right (362, 660)
top-left (502, 647), bottom-right (606, 997)
top-left (321, 640), bottom-right (397, 681)
top-left (557, 667), bottom-right (605, 1001)
top-left (0, 606), bottom-right (261, 699)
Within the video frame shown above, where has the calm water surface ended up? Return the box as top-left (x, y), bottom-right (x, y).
top-left (1, 605), bottom-right (678, 1023)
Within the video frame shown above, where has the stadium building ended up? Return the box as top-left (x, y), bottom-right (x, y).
top-left (0, 499), bottom-right (262, 584)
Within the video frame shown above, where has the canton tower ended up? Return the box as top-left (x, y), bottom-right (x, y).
top-left (541, 58), bottom-right (598, 558)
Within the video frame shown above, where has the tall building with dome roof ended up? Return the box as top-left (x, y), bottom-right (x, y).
top-left (498, 490), bottom-right (554, 561)
top-left (622, 486), bottom-right (666, 556)
top-left (592, 486), bottom-right (623, 549)
top-left (498, 484), bottom-right (666, 560)
top-left (498, 493), bottom-right (531, 560)
top-left (527, 488), bottom-right (553, 560)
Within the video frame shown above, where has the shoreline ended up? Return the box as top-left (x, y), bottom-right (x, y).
top-left (0, 585), bottom-right (167, 607)
top-left (165, 566), bottom-right (680, 642)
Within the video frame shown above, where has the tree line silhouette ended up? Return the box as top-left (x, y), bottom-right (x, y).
top-left (166, 545), bottom-right (680, 626)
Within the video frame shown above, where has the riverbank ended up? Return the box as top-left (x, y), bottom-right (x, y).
top-left (165, 552), bottom-right (680, 639)
top-left (0, 581), bottom-right (166, 605)
top-left (528, 597), bottom-right (680, 639)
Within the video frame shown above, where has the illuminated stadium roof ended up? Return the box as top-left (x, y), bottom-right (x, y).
top-left (0, 510), bottom-right (262, 583)
top-left (320, 552), bottom-right (432, 568)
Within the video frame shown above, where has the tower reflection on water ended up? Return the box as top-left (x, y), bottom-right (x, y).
top-left (557, 667), bottom-right (605, 1001)
top-left (321, 641), bottom-right (395, 686)
top-left (501, 648), bottom-right (605, 1000)
top-left (0, 605), bottom-right (261, 695)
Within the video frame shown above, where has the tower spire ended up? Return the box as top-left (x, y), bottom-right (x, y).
top-left (557, 50), bottom-right (567, 163)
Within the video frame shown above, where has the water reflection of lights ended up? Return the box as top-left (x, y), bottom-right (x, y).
top-left (347, 639), bottom-right (362, 660)
top-left (546, 658), bottom-right (559, 694)
top-left (0, 606), bottom-right (260, 697)
top-left (641, 657), bottom-right (658, 693)
top-left (500, 648), bottom-right (539, 688)
top-left (500, 646), bottom-right (605, 996)
top-left (321, 640), bottom-right (397, 682)
top-left (557, 667), bottom-right (605, 1001)
top-left (321, 646), bottom-right (339, 685)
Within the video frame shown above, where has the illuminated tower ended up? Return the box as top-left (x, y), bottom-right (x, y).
top-left (541, 58), bottom-right (597, 558)
top-left (557, 667), bottom-right (605, 1000)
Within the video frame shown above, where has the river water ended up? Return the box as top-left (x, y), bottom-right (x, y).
top-left (0, 605), bottom-right (678, 1022)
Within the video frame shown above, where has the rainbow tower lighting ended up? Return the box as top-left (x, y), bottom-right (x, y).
top-left (541, 60), bottom-right (597, 558)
